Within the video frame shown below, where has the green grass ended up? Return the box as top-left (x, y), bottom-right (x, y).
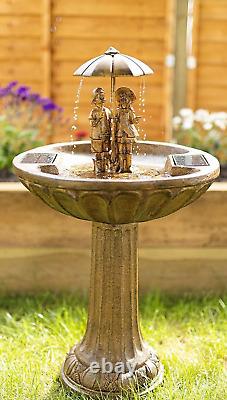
top-left (0, 292), bottom-right (226, 399)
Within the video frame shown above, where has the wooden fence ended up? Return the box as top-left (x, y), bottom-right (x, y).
top-left (0, 0), bottom-right (175, 141)
top-left (187, 0), bottom-right (227, 111)
top-left (1, 0), bottom-right (227, 142)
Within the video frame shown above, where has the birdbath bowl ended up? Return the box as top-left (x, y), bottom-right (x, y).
top-left (13, 140), bottom-right (219, 397)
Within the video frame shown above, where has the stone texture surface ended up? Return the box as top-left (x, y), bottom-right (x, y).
top-left (22, 179), bottom-right (211, 224)
top-left (62, 223), bottom-right (163, 395)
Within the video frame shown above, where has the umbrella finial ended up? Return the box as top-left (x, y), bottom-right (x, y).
top-left (105, 47), bottom-right (120, 55)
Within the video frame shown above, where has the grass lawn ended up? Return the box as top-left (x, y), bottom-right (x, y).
top-left (0, 292), bottom-right (226, 399)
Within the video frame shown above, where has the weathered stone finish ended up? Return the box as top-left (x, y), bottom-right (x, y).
top-left (62, 223), bottom-right (163, 395)
top-left (21, 180), bottom-right (211, 225)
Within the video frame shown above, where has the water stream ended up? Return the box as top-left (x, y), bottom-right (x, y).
top-left (70, 77), bottom-right (84, 153)
top-left (138, 76), bottom-right (147, 141)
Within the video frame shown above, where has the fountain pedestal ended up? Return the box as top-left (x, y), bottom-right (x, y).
top-left (62, 222), bottom-right (163, 396)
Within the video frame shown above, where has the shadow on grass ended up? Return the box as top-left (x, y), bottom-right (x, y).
top-left (0, 291), bottom-right (225, 333)
top-left (0, 291), bottom-right (89, 322)
top-left (0, 290), bottom-right (224, 313)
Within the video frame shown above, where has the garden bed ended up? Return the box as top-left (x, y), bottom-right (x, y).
top-left (0, 181), bottom-right (227, 293)
top-left (0, 169), bottom-right (18, 182)
top-left (217, 164), bottom-right (227, 181)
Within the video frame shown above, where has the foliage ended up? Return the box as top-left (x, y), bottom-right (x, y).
top-left (0, 116), bottom-right (43, 171)
top-left (173, 108), bottom-right (227, 164)
top-left (0, 292), bottom-right (226, 400)
top-left (0, 81), bottom-right (68, 172)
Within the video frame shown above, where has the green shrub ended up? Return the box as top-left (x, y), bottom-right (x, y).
top-left (0, 116), bottom-right (43, 171)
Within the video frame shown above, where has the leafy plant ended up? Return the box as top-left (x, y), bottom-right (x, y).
top-left (0, 81), bottom-right (68, 175)
top-left (173, 108), bottom-right (227, 164)
top-left (0, 116), bottom-right (43, 171)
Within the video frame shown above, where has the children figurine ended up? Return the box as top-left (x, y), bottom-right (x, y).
top-left (114, 87), bottom-right (140, 173)
top-left (89, 88), bottom-right (111, 173)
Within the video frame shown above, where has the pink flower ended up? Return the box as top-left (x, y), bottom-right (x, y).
top-left (74, 130), bottom-right (89, 140)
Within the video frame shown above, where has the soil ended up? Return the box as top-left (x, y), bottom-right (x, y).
top-left (217, 164), bottom-right (227, 182)
top-left (0, 168), bottom-right (18, 182)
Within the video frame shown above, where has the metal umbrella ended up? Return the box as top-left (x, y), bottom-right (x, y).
top-left (73, 46), bottom-right (154, 104)
top-left (73, 47), bottom-right (154, 164)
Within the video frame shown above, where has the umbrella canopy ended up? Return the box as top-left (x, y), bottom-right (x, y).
top-left (73, 47), bottom-right (154, 77)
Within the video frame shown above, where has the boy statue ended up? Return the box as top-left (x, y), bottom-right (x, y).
top-left (114, 87), bottom-right (140, 173)
top-left (89, 87), bottom-right (111, 173)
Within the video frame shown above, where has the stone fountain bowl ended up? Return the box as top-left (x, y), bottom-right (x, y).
top-left (13, 141), bottom-right (219, 225)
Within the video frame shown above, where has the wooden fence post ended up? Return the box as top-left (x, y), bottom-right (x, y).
top-left (172, 0), bottom-right (188, 115)
top-left (164, 0), bottom-right (176, 141)
top-left (42, 0), bottom-right (52, 98)
top-left (186, 0), bottom-right (199, 110)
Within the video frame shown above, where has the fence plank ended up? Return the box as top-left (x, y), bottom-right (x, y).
top-left (200, 0), bottom-right (227, 20)
top-left (53, 0), bottom-right (166, 17)
top-left (186, 0), bottom-right (227, 111)
top-left (199, 42), bottom-right (227, 65)
top-left (0, 16), bottom-right (41, 37)
top-left (54, 17), bottom-right (166, 40)
top-left (200, 20), bottom-right (227, 42)
top-left (0, 61), bottom-right (44, 83)
top-left (42, 0), bottom-right (52, 97)
top-left (53, 38), bottom-right (165, 64)
top-left (0, 38), bottom-right (41, 60)
top-left (163, 0), bottom-right (175, 140)
top-left (198, 65), bottom-right (227, 87)
top-left (197, 86), bottom-right (227, 109)
top-left (0, 0), bottom-right (42, 15)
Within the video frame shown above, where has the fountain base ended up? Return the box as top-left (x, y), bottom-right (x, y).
top-left (61, 222), bottom-right (163, 396)
top-left (62, 350), bottom-right (163, 397)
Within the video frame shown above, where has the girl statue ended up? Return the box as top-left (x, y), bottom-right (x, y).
top-left (114, 87), bottom-right (140, 173)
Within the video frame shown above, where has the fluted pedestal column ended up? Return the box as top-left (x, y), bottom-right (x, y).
top-left (62, 223), bottom-right (163, 396)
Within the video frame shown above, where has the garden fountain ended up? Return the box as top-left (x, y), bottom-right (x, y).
top-left (13, 47), bottom-right (219, 397)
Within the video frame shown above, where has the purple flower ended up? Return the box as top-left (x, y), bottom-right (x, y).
top-left (40, 97), bottom-right (60, 112)
top-left (29, 93), bottom-right (41, 102)
top-left (6, 81), bottom-right (18, 89)
top-left (0, 87), bottom-right (10, 97)
top-left (16, 86), bottom-right (30, 100)
top-left (0, 82), bottom-right (17, 97)
top-left (42, 101), bottom-right (57, 111)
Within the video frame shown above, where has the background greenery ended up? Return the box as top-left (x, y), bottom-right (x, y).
top-left (0, 116), bottom-right (43, 171)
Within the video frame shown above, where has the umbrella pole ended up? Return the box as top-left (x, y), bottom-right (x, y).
top-left (110, 75), bottom-right (116, 167)
top-left (110, 75), bottom-right (115, 105)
